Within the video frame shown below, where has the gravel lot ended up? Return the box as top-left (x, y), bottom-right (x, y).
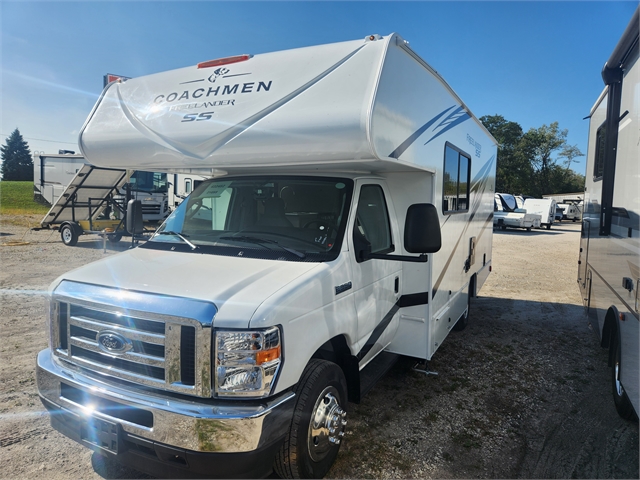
top-left (0, 215), bottom-right (638, 479)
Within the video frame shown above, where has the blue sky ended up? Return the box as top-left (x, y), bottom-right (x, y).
top-left (1, 1), bottom-right (637, 176)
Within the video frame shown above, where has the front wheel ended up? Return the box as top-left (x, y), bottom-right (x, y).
top-left (274, 360), bottom-right (348, 479)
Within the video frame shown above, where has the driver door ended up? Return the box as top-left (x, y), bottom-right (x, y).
top-left (348, 181), bottom-right (402, 365)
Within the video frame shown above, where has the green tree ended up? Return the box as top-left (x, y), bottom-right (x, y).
top-left (518, 122), bottom-right (584, 196)
top-left (479, 115), bottom-right (531, 194)
top-left (481, 116), bottom-right (585, 197)
top-left (1, 129), bottom-right (33, 181)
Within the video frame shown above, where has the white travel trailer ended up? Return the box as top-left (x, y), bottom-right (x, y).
top-left (578, 7), bottom-right (639, 421)
top-left (494, 193), bottom-right (541, 231)
top-left (33, 153), bottom-right (87, 205)
top-left (523, 197), bottom-right (557, 229)
top-left (557, 199), bottom-right (582, 221)
top-left (36, 34), bottom-right (497, 478)
top-left (34, 153), bottom-right (171, 222)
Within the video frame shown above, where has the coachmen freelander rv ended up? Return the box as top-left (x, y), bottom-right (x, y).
top-left (578, 7), bottom-right (639, 421)
top-left (36, 34), bottom-right (497, 478)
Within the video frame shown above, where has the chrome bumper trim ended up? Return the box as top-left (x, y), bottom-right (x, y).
top-left (37, 349), bottom-right (295, 453)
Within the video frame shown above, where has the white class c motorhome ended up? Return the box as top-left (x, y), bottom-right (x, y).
top-left (579, 8), bottom-right (639, 422)
top-left (36, 34), bottom-right (497, 478)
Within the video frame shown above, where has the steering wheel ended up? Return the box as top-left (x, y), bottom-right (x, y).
top-left (185, 198), bottom-right (211, 220)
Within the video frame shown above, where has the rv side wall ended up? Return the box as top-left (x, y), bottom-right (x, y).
top-left (579, 28), bottom-right (639, 419)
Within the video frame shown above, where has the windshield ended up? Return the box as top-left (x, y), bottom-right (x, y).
top-left (146, 176), bottom-right (354, 262)
top-left (130, 171), bottom-right (168, 193)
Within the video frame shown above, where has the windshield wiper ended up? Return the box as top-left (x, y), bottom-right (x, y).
top-left (156, 231), bottom-right (198, 250)
top-left (220, 235), bottom-right (306, 259)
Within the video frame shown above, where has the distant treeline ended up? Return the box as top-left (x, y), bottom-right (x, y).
top-left (480, 115), bottom-right (585, 197)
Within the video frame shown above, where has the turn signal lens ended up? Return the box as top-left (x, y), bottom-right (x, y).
top-left (256, 345), bottom-right (281, 365)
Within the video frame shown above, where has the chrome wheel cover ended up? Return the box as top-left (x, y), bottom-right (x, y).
top-left (307, 386), bottom-right (346, 462)
top-left (614, 361), bottom-right (623, 397)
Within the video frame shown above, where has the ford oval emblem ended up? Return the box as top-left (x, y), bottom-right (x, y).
top-left (97, 331), bottom-right (132, 355)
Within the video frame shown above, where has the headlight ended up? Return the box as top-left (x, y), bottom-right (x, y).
top-left (214, 326), bottom-right (281, 398)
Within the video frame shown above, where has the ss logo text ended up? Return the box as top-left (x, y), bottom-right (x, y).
top-left (182, 112), bottom-right (214, 122)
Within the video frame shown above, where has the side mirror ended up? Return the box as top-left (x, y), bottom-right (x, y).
top-left (404, 203), bottom-right (441, 254)
top-left (126, 199), bottom-right (144, 235)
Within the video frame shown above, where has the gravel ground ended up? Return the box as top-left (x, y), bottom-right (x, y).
top-left (0, 215), bottom-right (638, 479)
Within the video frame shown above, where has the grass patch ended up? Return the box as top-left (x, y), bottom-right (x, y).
top-left (0, 181), bottom-right (49, 215)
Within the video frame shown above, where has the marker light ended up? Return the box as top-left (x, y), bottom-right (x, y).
top-left (197, 54), bottom-right (252, 69)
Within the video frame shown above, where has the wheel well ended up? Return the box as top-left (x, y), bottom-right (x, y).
top-left (60, 221), bottom-right (82, 235)
top-left (601, 306), bottom-right (621, 367)
top-left (469, 273), bottom-right (477, 298)
top-left (311, 335), bottom-right (360, 403)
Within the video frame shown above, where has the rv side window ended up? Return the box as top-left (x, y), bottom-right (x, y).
top-left (185, 179), bottom-right (192, 194)
top-left (593, 123), bottom-right (606, 181)
top-left (353, 185), bottom-right (393, 256)
top-left (442, 143), bottom-right (471, 214)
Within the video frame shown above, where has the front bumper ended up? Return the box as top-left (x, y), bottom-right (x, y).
top-left (36, 349), bottom-right (295, 478)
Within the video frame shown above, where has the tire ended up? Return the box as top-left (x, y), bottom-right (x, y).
top-left (107, 233), bottom-right (123, 243)
top-left (546, 224), bottom-right (551, 230)
top-left (453, 294), bottom-right (470, 331)
top-left (611, 337), bottom-right (637, 421)
top-left (274, 360), bottom-right (348, 479)
top-left (60, 224), bottom-right (78, 246)
top-left (526, 226), bottom-right (532, 232)
top-left (500, 225), bottom-right (506, 231)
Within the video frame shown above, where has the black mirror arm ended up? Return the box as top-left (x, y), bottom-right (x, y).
top-left (365, 252), bottom-right (428, 263)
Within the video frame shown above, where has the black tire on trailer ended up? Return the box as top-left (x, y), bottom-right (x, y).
top-left (546, 224), bottom-right (551, 230)
top-left (60, 224), bottom-right (79, 246)
top-left (108, 233), bottom-right (123, 243)
top-left (611, 336), bottom-right (637, 421)
top-left (274, 359), bottom-right (348, 479)
top-left (526, 226), bottom-right (532, 232)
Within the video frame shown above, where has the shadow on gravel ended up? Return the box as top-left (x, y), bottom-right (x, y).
top-left (329, 296), bottom-right (639, 480)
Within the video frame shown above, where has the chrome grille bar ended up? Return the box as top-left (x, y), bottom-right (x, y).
top-left (51, 281), bottom-right (216, 397)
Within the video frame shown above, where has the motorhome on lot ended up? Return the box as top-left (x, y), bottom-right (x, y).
top-left (169, 173), bottom-right (209, 207)
top-left (36, 34), bottom-right (497, 478)
top-left (578, 7), bottom-right (639, 421)
top-left (34, 153), bottom-right (170, 222)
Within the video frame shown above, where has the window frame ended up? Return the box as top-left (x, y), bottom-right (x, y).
top-left (442, 142), bottom-right (472, 215)
top-left (592, 121), bottom-right (606, 182)
top-left (352, 183), bottom-right (395, 262)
